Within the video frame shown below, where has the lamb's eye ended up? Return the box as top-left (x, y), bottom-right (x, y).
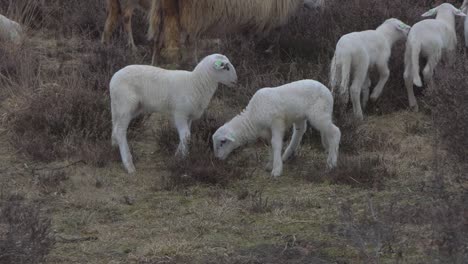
top-left (224, 64), bottom-right (230, 71)
top-left (220, 139), bottom-right (227, 145)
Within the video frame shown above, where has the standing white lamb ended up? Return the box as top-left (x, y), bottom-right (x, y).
top-left (462, 0), bottom-right (468, 47)
top-left (110, 54), bottom-right (237, 174)
top-left (403, 3), bottom-right (466, 111)
top-left (0, 14), bottom-right (23, 44)
top-left (212, 80), bottom-right (341, 177)
top-left (330, 18), bottom-right (411, 120)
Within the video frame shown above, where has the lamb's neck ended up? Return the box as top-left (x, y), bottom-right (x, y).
top-left (377, 25), bottom-right (402, 46)
top-left (436, 11), bottom-right (456, 30)
top-left (191, 67), bottom-right (218, 99)
top-left (229, 112), bottom-right (258, 145)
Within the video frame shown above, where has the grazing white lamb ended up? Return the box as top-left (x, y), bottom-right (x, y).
top-left (212, 80), bottom-right (341, 177)
top-left (0, 14), bottom-right (23, 44)
top-left (403, 3), bottom-right (466, 111)
top-left (330, 18), bottom-right (411, 120)
top-left (110, 54), bottom-right (237, 174)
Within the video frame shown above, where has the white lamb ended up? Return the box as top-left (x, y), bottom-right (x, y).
top-left (462, 0), bottom-right (468, 47)
top-left (403, 3), bottom-right (466, 111)
top-left (110, 54), bottom-right (237, 174)
top-left (212, 80), bottom-right (341, 177)
top-left (0, 14), bottom-right (23, 44)
top-left (330, 18), bottom-right (411, 120)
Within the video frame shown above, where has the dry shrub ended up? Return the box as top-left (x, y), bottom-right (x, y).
top-left (162, 136), bottom-right (248, 190)
top-left (0, 42), bottom-right (40, 101)
top-left (0, 195), bottom-right (54, 264)
top-left (303, 155), bottom-right (394, 190)
top-left (335, 198), bottom-right (404, 263)
top-left (157, 113), bottom-right (249, 190)
top-left (5, 39), bottom-right (145, 164)
top-left (429, 55), bottom-right (468, 162)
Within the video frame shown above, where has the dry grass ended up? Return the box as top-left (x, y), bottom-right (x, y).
top-left (0, 195), bottom-right (54, 264)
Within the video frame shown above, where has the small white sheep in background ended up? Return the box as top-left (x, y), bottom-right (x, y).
top-left (110, 54), bottom-right (237, 174)
top-left (462, 0), bottom-right (468, 47)
top-left (212, 80), bottom-right (341, 177)
top-left (0, 14), bottom-right (23, 44)
top-left (404, 3), bottom-right (466, 111)
top-left (304, 0), bottom-right (325, 9)
top-left (330, 18), bottom-right (411, 120)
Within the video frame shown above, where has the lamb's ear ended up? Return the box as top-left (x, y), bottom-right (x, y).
top-left (453, 8), bottom-right (467, 17)
top-left (396, 22), bottom-right (411, 34)
top-left (225, 132), bottom-right (235, 142)
top-left (213, 60), bottom-right (226, 70)
top-left (421, 8), bottom-right (437, 17)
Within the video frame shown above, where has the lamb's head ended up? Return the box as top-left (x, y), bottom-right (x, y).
top-left (202, 54), bottom-right (238, 87)
top-left (422, 3), bottom-right (466, 18)
top-left (384, 18), bottom-right (411, 38)
top-left (212, 125), bottom-right (241, 160)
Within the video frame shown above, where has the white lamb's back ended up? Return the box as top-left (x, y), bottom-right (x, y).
top-left (247, 80), bottom-right (331, 125)
top-left (110, 65), bottom-right (193, 114)
top-left (410, 20), bottom-right (455, 50)
top-left (337, 30), bottom-right (388, 63)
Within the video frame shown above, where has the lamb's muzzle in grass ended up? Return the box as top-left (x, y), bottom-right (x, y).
top-left (403, 3), bottom-right (466, 111)
top-left (330, 18), bottom-right (411, 121)
top-left (110, 53), bottom-right (237, 174)
top-left (212, 80), bottom-right (341, 177)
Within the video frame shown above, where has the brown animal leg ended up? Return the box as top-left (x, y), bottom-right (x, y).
top-left (161, 0), bottom-right (181, 63)
top-left (123, 7), bottom-right (137, 51)
top-left (102, 0), bottom-right (121, 45)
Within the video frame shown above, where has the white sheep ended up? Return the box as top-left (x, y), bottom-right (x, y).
top-left (304, 0), bottom-right (325, 9)
top-left (0, 14), bottom-right (23, 44)
top-left (212, 80), bottom-right (341, 177)
top-left (110, 54), bottom-right (237, 174)
top-left (403, 3), bottom-right (466, 111)
top-left (462, 0), bottom-right (468, 47)
top-left (330, 18), bottom-right (411, 120)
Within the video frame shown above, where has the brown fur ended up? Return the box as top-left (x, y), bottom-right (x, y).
top-left (101, 0), bottom-right (151, 51)
top-left (148, 0), bottom-right (304, 64)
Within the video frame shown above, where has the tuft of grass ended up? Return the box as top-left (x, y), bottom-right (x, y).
top-left (0, 195), bottom-right (54, 264)
top-left (304, 155), bottom-right (394, 190)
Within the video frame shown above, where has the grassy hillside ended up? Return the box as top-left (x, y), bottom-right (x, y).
top-left (0, 0), bottom-right (466, 263)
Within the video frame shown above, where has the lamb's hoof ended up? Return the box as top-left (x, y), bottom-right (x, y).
top-left (271, 167), bottom-right (282, 177)
top-left (370, 95), bottom-right (378, 103)
top-left (354, 114), bottom-right (364, 122)
top-left (126, 166), bottom-right (136, 175)
top-left (409, 104), bottom-right (419, 112)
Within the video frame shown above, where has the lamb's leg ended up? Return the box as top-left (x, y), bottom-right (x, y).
top-left (113, 114), bottom-right (136, 174)
top-left (422, 54), bottom-right (440, 90)
top-left (403, 67), bottom-right (418, 112)
top-left (308, 115), bottom-right (341, 169)
top-left (361, 74), bottom-right (371, 110)
top-left (101, 0), bottom-right (120, 45)
top-left (350, 63), bottom-right (368, 121)
top-left (270, 121), bottom-right (285, 177)
top-left (282, 120), bottom-right (307, 161)
top-left (174, 115), bottom-right (191, 157)
top-left (369, 63), bottom-right (390, 102)
top-left (122, 6), bottom-right (137, 51)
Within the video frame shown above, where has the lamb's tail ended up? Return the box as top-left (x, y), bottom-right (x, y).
top-left (405, 41), bottom-right (422, 87)
top-left (147, 0), bottom-right (162, 41)
top-left (331, 50), bottom-right (351, 105)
